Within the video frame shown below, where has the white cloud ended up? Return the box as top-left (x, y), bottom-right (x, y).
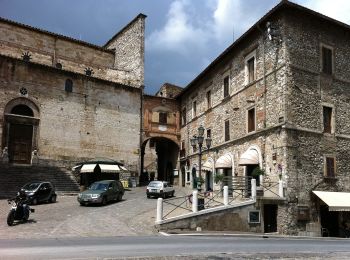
top-left (147, 0), bottom-right (208, 54)
top-left (297, 0), bottom-right (350, 24)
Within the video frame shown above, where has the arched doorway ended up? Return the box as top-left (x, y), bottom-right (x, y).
top-left (3, 98), bottom-right (40, 164)
top-left (141, 137), bottom-right (179, 185)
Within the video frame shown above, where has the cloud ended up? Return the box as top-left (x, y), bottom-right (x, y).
top-left (296, 0), bottom-right (350, 24)
top-left (146, 0), bottom-right (208, 54)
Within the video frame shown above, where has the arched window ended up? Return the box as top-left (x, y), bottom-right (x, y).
top-left (11, 104), bottom-right (34, 117)
top-left (65, 79), bottom-right (73, 92)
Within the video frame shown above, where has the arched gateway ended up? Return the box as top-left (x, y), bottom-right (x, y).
top-left (2, 98), bottom-right (40, 164)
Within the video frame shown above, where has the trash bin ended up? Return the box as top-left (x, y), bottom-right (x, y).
top-left (198, 198), bottom-right (205, 211)
top-left (128, 177), bottom-right (137, 188)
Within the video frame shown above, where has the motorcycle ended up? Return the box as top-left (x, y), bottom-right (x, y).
top-left (7, 191), bottom-right (35, 226)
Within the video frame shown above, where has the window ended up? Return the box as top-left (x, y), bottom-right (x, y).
top-left (245, 50), bottom-right (256, 84)
top-left (207, 129), bottom-right (211, 138)
top-left (206, 90), bottom-right (211, 109)
top-left (248, 211), bottom-right (261, 223)
top-left (248, 107), bottom-right (256, 132)
top-left (186, 171), bottom-right (190, 182)
top-left (159, 112), bottom-right (167, 124)
top-left (325, 157), bottom-right (335, 178)
top-left (223, 76), bottom-right (229, 98)
top-left (65, 79), bottom-right (73, 92)
top-left (180, 141), bottom-right (186, 158)
top-left (181, 108), bottom-right (186, 126)
top-left (323, 106), bottom-right (332, 133)
top-left (224, 120), bottom-right (230, 142)
top-left (322, 46), bottom-right (333, 75)
top-left (192, 100), bottom-right (197, 118)
top-left (247, 57), bottom-right (255, 83)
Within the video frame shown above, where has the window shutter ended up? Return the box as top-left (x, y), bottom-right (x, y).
top-left (248, 108), bottom-right (255, 132)
top-left (225, 120), bottom-right (230, 141)
top-left (326, 157), bottom-right (335, 177)
top-left (323, 106), bottom-right (332, 133)
top-left (248, 58), bottom-right (255, 83)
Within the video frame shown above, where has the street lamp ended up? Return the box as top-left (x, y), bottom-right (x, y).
top-left (190, 125), bottom-right (212, 190)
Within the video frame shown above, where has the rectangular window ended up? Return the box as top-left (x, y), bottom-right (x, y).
top-left (181, 108), bottom-right (186, 126)
top-left (192, 100), bottom-right (197, 118)
top-left (207, 129), bottom-right (211, 138)
top-left (186, 171), bottom-right (190, 182)
top-left (206, 90), bottom-right (211, 109)
top-left (224, 120), bottom-right (230, 142)
top-left (325, 157), bottom-right (335, 178)
top-left (323, 106), bottom-right (332, 133)
top-left (247, 57), bottom-right (255, 83)
top-left (180, 141), bottom-right (185, 158)
top-left (248, 107), bottom-right (255, 132)
top-left (322, 46), bottom-right (333, 74)
top-left (223, 76), bottom-right (229, 98)
top-left (159, 112), bottom-right (167, 124)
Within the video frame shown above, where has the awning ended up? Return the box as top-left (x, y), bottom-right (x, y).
top-left (99, 164), bottom-right (120, 173)
top-left (80, 164), bottom-right (121, 173)
top-left (80, 164), bottom-right (97, 173)
top-left (239, 149), bottom-right (259, 165)
top-left (313, 191), bottom-right (350, 211)
top-left (202, 160), bottom-right (213, 171)
top-left (215, 154), bottom-right (232, 169)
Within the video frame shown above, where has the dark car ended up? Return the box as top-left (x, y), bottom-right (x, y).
top-left (21, 181), bottom-right (57, 205)
top-left (77, 180), bottom-right (124, 206)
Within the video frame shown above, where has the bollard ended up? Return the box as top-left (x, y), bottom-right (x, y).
top-left (192, 190), bottom-right (198, 213)
top-left (223, 186), bottom-right (229, 206)
top-left (251, 179), bottom-right (257, 200)
top-left (278, 180), bottom-right (284, 198)
top-left (156, 198), bottom-right (163, 223)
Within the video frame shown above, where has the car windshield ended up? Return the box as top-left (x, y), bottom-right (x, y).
top-left (89, 183), bottom-right (108, 191)
top-left (22, 182), bottom-right (41, 191)
top-left (148, 182), bottom-right (162, 188)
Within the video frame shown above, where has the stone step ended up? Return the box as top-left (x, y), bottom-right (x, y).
top-left (0, 164), bottom-right (80, 199)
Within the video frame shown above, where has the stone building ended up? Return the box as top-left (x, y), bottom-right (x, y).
top-left (176, 1), bottom-right (350, 236)
top-left (0, 14), bottom-right (146, 195)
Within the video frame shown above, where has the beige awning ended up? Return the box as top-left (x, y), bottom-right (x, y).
top-left (80, 164), bottom-right (121, 173)
top-left (313, 191), bottom-right (350, 211)
top-left (239, 149), bottom-right (259, 165)
top-left (202, 160), bottom-right (213, 171)
top-left (80, 164), bottom-right (97, 173)
top-left (99, 164), bottom-right (120, 173)
top-left (215, 154), bottom-right (232, 169)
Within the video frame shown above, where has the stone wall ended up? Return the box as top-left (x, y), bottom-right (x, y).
top-left (0, 15), bottom-right (145, 88)
top-left (0, 56), bottom-right (141, 171)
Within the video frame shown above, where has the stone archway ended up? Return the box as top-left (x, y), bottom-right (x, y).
top-left (3, 98), bottom-right (40, 164)
top-left (141, 137), bottom-right (179, 185)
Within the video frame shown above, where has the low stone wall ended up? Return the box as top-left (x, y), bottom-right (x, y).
top-left (156, 203), bottom-right (262, 233)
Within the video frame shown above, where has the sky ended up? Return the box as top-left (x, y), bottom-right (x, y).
top-left (1, 0), bottom-right (349, 94)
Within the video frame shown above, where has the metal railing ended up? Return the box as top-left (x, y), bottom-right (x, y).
top-left (156, 178), bottom-right (285, 223)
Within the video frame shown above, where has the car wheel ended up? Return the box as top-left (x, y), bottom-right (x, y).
top-left (50, 195), bottom-right (57, 203)
top-left (101, 197), bottom-right (107, 206)
top-left (171, 191), bottom-right (175, 197)
top-left (162, 193), bottom-right (166, 199)
top-left (79, 202), bottom-right (85, 206)
top-left (147, 195), bottom-right (150, 198)
top-left (117, 193), bottom-right (122, 202)
top-left (31, 198), bottom-right (38, 205)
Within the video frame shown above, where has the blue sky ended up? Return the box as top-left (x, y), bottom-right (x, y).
top-left (1, 0), bottom-right (349, 94)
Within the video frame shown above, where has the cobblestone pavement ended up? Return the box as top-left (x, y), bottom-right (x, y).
top-left (0, 186), bottom-right (192, 239)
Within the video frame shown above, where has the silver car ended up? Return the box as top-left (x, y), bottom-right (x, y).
top-left (146, 181), bottom-right (175, 198)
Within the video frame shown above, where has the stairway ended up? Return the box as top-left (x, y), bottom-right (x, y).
top-left (0, 164), bottom-right (80, 198)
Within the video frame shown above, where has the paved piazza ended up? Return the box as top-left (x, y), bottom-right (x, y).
top-left (0, 186), bottom-right (191, 239)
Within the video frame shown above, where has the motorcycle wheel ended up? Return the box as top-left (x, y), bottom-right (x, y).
top-left (7, 211), bottom-right (15, 226)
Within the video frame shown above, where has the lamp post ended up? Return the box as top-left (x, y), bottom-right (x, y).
top-left (190, 125), bottom-right (212, 190)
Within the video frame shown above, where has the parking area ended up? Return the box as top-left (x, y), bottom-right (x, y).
top-left (0, 186), bottom-right (191, 239)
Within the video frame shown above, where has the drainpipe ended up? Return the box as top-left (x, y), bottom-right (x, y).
top-left (139, 85), bottom-right (145, 178)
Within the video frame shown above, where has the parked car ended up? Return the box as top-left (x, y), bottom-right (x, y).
top-left (77, 180), bottom-right (124, 206)
top-left (146, 181), bottom-right (174, 198)
top-left (21, 181), bottom-right (57, 205)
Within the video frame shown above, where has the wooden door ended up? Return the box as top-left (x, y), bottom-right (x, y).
top-left (8, 124), bottom-right (33, 164)
top-left (264, 204), bottom-right (278, 233)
